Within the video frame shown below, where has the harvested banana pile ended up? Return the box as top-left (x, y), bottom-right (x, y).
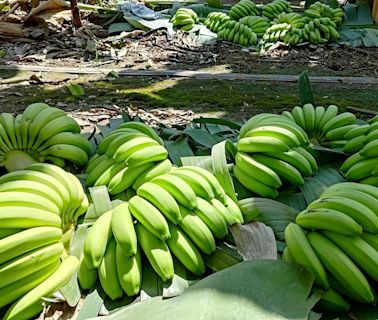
top-left (239, 16), bottom-right (270, 37)
top-left (0, 103), bottom-right (91, 172)
top-left (229, 0), bottom-right (259, 21)
top-left (80, 166), bottom-right (243, 299)
top-left (204, 12), bottom-right (230, 32)
top-left (283, 104), bottom-right (357, 149)
top-left (341, 116), bottom-right (378, 186)
top-left (262, 0), bottom-right (292, 20)
top-left (171, 8), bottom-right (199, 31)
top-left (234, 114), bottom-right (316, 198)
top-left (284, 182), bottom-right (378, 311)
top-left (303, 3), bottom-right (343, 43)
top-left (0, 163), bottom-right (88, 320)
top-left (217, 20), bottom-right (258, 46)
top-left (85, 122), bottom-right (170, 195)
top-left (262, 12), bottom-right (305, 44)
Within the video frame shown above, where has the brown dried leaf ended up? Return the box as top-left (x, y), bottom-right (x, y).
top-left (230, 222), bottom-right (277, 261)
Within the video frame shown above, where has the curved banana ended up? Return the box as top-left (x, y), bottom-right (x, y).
top-left (111, 202), bottom-right (137, 256)
top-left (129, 196), bottom-right (170, 241)
top-left (135, 223), bottom-right (174, 282)
top-left (132, 159), bottom-right (172, 190)
top-left (296, 209), bottom-right (363, 236)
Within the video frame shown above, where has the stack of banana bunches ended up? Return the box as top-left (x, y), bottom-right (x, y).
top-left (1, 102), bottom-right (378, 319)
top-left (283, 182), bottom-right (378, 312)
top-left (81, 125), bottom-right (244, 298)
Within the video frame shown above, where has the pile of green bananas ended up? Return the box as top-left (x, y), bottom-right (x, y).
top-left (0, 163), bottom-right (88, 231)
top-left (0, 103), bottom-right (91, 172)
top-left (282, 104), bottom-right (357, 149)
top-left (305, 2), bottom-right (344, 26)
top-left (284, 182), bottom-right (378, 311)
top-left (262, 0), bottom-right (293, 20)
top-left (217, 20), bottom-right (258, 46)
top-left (262, 12), bottom-right (306, 44)
top-left (229, 0), bottom-right (259, 21)
top-left (239, 16), bottom-right (270, 37)
top-left (302, 2), bottom-right (343, 43)
top-left (171, 8), bottom-right (199, 31)
top-left (85, 122), bottom-right (170, 195)
top-left (0, 163), bottom-right (88, 320)
top-left (204, 12), bottom-right (230, 33)
top-left (80, 166), bottom-right (243, 299)
top-left (341, 116), bottom-right (378, 186)
top-left (302, 17), bottom-right (339, 44)
top-left (234, 114), bottom-right (317, 198)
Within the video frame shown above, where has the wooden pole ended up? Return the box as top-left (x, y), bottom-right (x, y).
top-left (70, 0), bottom-right (82, 28)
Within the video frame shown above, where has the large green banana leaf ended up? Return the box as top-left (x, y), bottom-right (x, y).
top-left (88, 260), bottom-right (320, 320)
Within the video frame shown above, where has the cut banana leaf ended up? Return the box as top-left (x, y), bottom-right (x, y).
top-left (185, 128), bottom-right (224, 149)
top-left (88, 260), bottom-right (320, 320)
top-left (300, 165), bottom-right (345, 204)
top-left (165, 137), bottom-right (194, 166)
top-left (211, 140), bottom-right (237, 202)
top-left (76, 289), bottom-right (104, 320)
top-left (89, 186), bottom-right (113, 218)
top-left (192, 117), bottom-right (241, 130)
top-left (298, 70), bottom-right (314, 106)
top-left (180, 155), bottom-right (214, 172)
top-left (276, 192), bottom-right (307, 211)
top-left (204, 244), bottom-right (242, 272)
top-left (230, 222), bottom-right (277, 260)
top-left (239, 197), bottom-right (298, 241)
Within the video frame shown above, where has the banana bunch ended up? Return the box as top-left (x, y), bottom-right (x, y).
top-left (229, 0), bottom-right (259, 21)
top-left (204, 12), bottom-right (230, 33)
top-left (302, 17), bottom-right (339, 44)
top-left (284, 182), bottom-right (378, 310)
top-left (0, 162), bottom-right (88, 231)
top-left (80, 166), bottom-right (244, 299)
top-left (262, 12), bottom-right (305, 44)
top-left (340, 116), bottom-right (378, 186)
top-left (305, 2), bottom-right (344, 26)
top-left (235, 114), bottom-right (316, 198)
top-left (262, 0), bottom-right (293, 20)
top-left (0, 103), bottom-right (91, 172)
top-left (85, 122), bottom-right (170, 196)
top-left (171, 8), bottom-right (199, 31)
top-left (0, 163), bottom-right (86, 319)
top-left (217, 20), bottom-right (258, 46)
top-left (239, 16), bottom-right (270, 37)
top-left (282, 104), bottom-right (357, 148)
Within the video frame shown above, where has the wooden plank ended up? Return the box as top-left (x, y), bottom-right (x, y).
top-left (1, 64), bottom-right (378, 84)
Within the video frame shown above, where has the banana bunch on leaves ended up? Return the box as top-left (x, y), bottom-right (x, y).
top-left (229, 0), bottom-right (259, 21)
top-left (302, 17), bottom-right (340, 44)
top-left (305, 2), bottom-right (344, 26)
top-left (0, 103), bottom-right (91, 172)
top-left (341, 116), bottom-right (378, 186)
top-left (80, 167), bottom-right (243, 299)
top-left (262, 0), bottom-right (293, 20)
top-left (262, 12), bottom-right (305, 45)
top-left (0, 163), bottom-right (88, 320)
top-left (234, 114), bottom-right (317, 198)
top-left (217, 20), bottom-right (258, 46)
top-left (303, 2), bottom-right (343, 43)
top-left (284, 182), bottom-right (378, 311)
top-left (204, 12), bottom-right (230, 33)
top-left (239, 16), bottom-right (270, 37)
top-left (282, 104), bottom-right (357, 149)
top-left (171, 8), bottom-right (199, 31)
top-left (85, 122), bottom-right (170, 195)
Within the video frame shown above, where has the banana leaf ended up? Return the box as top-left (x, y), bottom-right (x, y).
top-left (300, 165), bottom-right (345, 204)
top-left (180, 155), bottom-right (214, 171)
top-left (88, 260), bottom-right (320, 320)
top-left (298, 70), bottom-right (314, 106)
top-left (76, 289), bottom-right (104, 320)
top-left (165, 136), bottom-right (194, 166)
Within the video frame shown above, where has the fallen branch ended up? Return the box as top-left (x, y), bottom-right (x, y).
top-left (0, 21), bottom-right (24, 38)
